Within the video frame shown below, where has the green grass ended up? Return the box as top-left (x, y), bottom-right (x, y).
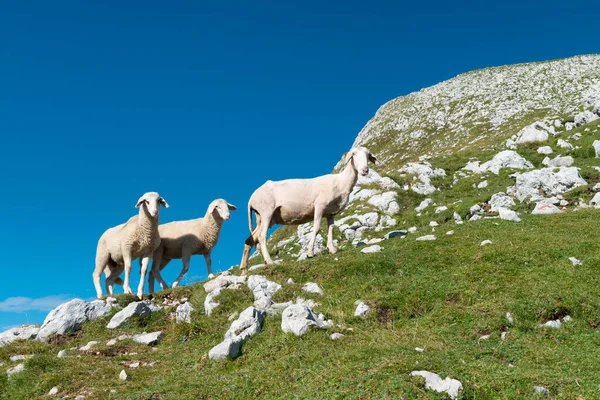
top-left (3, 210), bottom-right (600, 399)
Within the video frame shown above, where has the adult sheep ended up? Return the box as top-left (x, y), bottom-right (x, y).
top-left (148, 198), bottom-right (237, 293)
top-left (92, 192), bottom-right (169, 299)
top-left (239, 146), bottom-right (378, 272)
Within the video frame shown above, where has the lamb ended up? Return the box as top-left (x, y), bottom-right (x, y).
top-left (148, 198), bottom-right (237, 293)
top-left (92, 192), bottom-right (169, 299)
top-left (239, 146), bottom-right (378, 272)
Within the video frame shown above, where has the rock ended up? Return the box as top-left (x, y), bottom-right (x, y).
top-left (498, 207), bottom-right (521, 222)
top-left (590, 192), bottom-right (600, 207)
top-left (209, 306), bottom-right (266, 361)
top-left (542, 155), bottom-right (574, 167)
top-left (48, 387), bottom-right (59, 396)
top-left (568, 257), bottom-right (582, 266)
top-left (248, 264), bottom-right (265, 271)
top-left (416, 235), bottom-right (436, 241)
top-left (57, 350), bottom-right (67, 358)
top-left (532, 203), bottom-right (562, 215)
top-left (367, 238), bottom-right (384, 245)
top-left (415, 198), bottom-right (432, 212)
top-left (469, 215), bottom-right (482, 222)
top-left (119, 370), bottom-right (128, 381)
top-left (408, 226), bottom-right (417, 233)
top-left (446, 230), bottom-right (454, 235)
top-left (415, 347), bottom-right (425, 352)
top-left (367, 191), bottom-right (400, 215)
top-left (132, 331), bottom-right (164, 346)
top-left (429, 221), bottom-right (439, 227)
top-left (302, 282), bottom-right (324, 295)
top-left (375, 215), bottom-right (397, 231)
top-left (106, 302), bottom-right (152, 329)
top-left (453, 212), bottom-right (463, 224)
top-left (515, 123), bottom-right (550, 144)
top-left (296, 297), bottom-right (320, 309)
top-left (79, 341), bottom-right (98, 351)
top-left (385, 230), bottom-right (407, 239)
top-left (399, 161), bottom-right (445, 195)
top-left (557, 139), bottom-right (573, 149)
top-left (361, 245), bottom-right (383, 253)
top-left (286, 278), bottom-right (294, 284)
top-left (6, 363), bottom-right (25, 376)
top-left (106, 339), bottom-right (117, 346)
top-left (435, 206), bottom-right (448, 213)
top-left (593, 183), bottom-right (600, 192)
top-left (537, 146), bottom-right (553, 155)
top-left (0, 325), bottom-right (40, 347)
top-left (37, 299), bottom-right (93, 341)
top-left (247, 275), bottom-right (282, 309)
top-left (175, 302), bottom-right (194, 323)
top-left (354, 301), bottom-right (370, 318)
top-left (410, 370), bottom-right (462, 400)
top-left (593, 140), bottom-right (600, 157)
top-left (506, 312), bottom-right (514, 325)
top-left (359, 212), bottom-right (379, 228)
top-left (330, 333), bottom-right (345, 340)
top-left (127, 362), bottom-right (140, 368)
top-left (539, 320), bottom-right (562, 329)
top-left (9, 355), bottom-right (33, 362)
top-left (296, 223), bottom-right (326, 258)
top-left (86, 300), bottom-right (113, 320)
top-left (574, 110), bottom-right (599, 126)
top-left (281, 304), bottom-right (332, 337)
top-left (480, 240), bottom-right (493, 246)
top-left (479, 334), bottom-right (491, 340)
top-left (534, 385), bottom-right (550, 396)
top-left (501, 331), bottom-right (508, 341)
top-left (480, 150), bottom-right (534, 174)
top-left (203, 275), bottom-right (229, 293)
top-left (512, 167), bottom-right (587, 202)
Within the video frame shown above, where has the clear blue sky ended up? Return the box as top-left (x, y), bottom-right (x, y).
top-left (0, 1), bottom-right (597, 329)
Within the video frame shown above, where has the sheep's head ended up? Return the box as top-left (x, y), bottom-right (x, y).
top-left (209, 199), bottom-right (237, 221)
top-left (135, 192), bottom-right (169, 217)
top-left (344, 146), bottom-right (378, 176)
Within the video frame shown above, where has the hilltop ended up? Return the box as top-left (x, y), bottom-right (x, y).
top-left (2, 55), bottom-right (600, 399)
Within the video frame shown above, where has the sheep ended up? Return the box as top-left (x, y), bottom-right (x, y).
top-left (148, 198), bottom-right (237, 293)
top-left (239, 146), bottom-right (378, 272)
top-left (92, 192), bottom-right (169, 299)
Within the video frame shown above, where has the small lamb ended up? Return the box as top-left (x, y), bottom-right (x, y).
top-left (148, 198), bottom-right (237, 293)
top-left (92, 192), bottom-right (169, 299)
top-left (239, 146), bottom-right (378, 272)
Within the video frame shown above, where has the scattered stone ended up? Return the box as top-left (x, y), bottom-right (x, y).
top-left (416, 235), bottom-right (436, 241)
top-left (281, 304), bottom-right (332, 337)
top-left (9, 355), bottom-right (32, 362)
top-left (286, 278), bottom-right (294, 284)
top-left (248, 264), bottom-right (265, 272)
top-left (501, 331), bottom-right (508, 341)
top-left (107, 302), bottom-right (152, 329)
top-left (175, 302), bottom-right (194, 323)
top-left (302, 282), bottom-right (324, 295)
top-left (480, 240), bottom-right (493, 246)
top-left (453, 212), bottom-right (463, 224)
top-left (385, 230), bottom-right (407, 239)
top-left (469, 215), bottom-right (482, 222)
top-left (296, 297), bottom-right (320, 309)
top-left (477, 180), bottom-right (488, 189)
top-left (106, 339), bottom-right (117, 346)
top-left (330, 333), bottom-right (345, 340)
top-left (479, 334), bottom-right (491, 340)
top-left (48, 387), bottom-right (59, 396)
top-left (354, 301), bottom-right (370, 318)
top-left (79, 341), bottom-right (98, 351)
top-left (593, 140), bottom-right (600, 157)
top-left (366, 237), bottom-right (384, 245)
top-left (506, 312), bottom-right (514, 325)
top-left (410, 370), bottom-right (462, 400)
top-left (127, 362), bottom-right (140, 369)
top-left (515, 123), bottom-right (550, 144)
top-left (574, 110), bottom-right (599, 126)
top-left (119, 370), bottom-right (128, 381)
top-left (446, 230), bottom-right (454, 235)
top-left (0, 325), bottom-right (40, 347)
top-left (6, 363), bottom-right (24, 376)
top-left (542, 155), bottom-right (574, 168)
top-left (429, 221), bottom-right (439, 227)
top-left (590, 192), bottom-right (600, 207)
top-left (512, 167), bottom-right (587, 202)
top-left (537, 146), bottom-right (553, 155)
top-left (399, 162), bottom-right (445, 195)
top-left (361, 245), bottom-right (383, 253)
top-left (204, 287), bottom-right (222, 316)
top-left (539, 320), bottom-right (562, 329)
top-left (37, 298), bottom-right (112, 341)
top-left (209, 307), bottom-right (266, 361)
top-left (498, 207), bottom-right (521, 222)
top-left (534, 385), bottom-right (550, 396)
top-left (247, 275), bottom-right (282, 309)
top-left (532, 203), bottom-right (562, 215)
top-left (132, 331), bottom-right (164, 346)
top-left (57, 350), bottom-right (67, 358)
top-left (480, 150), bottom-right (534, 174)
top-left (557, 139), bottom-right (573, 149)
top-left (569, 257), bottom-right (582, 266)
top-left (408, 226), bottom-right (417, 233)
top-left (415, 347), bottom-right (424, 352)
top-left (415, 198), bottom-right (432, 212)
top-left (435, 206), bottom-right (448, 213)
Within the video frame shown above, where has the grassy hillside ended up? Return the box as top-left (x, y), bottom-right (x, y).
top-left (2, 209), bottom-right (600, 399)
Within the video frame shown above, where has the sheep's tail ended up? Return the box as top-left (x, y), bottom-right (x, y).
top-left (248, 201), bottom-right (254, 235)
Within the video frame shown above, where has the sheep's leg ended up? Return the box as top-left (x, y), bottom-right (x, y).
top-left (148, 248), bottom-right (163, 294)
top-left (172, 248), bottom-right (191, 288)
top-left (204, 252), bottom-right (213, 279)
top-left (154, 258), bottom-right (171, 290)
top-left (240, 226), bottom-right (261, 274)
top-left (258, 213), bottom-right (274, 265)
top-left (327, 216), bottom-right (337, 254)
top-left (307, 208), bottom-right (324, 258)
top-left (93, 254), bottom-right (108, 299)
top-left (136, 256), bottom-right (150, 299)
top-left (122, 252), bottom-right (133, 295)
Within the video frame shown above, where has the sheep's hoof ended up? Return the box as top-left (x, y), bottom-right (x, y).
top-left (307, 253), bottom-right (314, 258)
top-left (329, 248), bottom-right (337, 254)
top-left (208, 273), bottom-right (215, 279)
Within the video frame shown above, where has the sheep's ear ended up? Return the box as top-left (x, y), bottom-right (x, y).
top-left (135, 196), bottom-right (147, 208)
top-left (227, 203), bottom-right (238, 211)
top-left (369, 153), bottom-right (379, 165)
top-left (343, 149), bottom-right (356, 165)
top-left (159, 197), bottom-right (170, 208)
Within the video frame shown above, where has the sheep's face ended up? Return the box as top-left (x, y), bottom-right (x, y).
top-left (210, 199), bottom-right (238, 221)
top-left (346, 147), bottom-right (378, 176)
top-left (136, 192), bottom-right (170, 218)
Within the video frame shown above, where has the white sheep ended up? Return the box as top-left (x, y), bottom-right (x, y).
top-left (92, 192), bottom-right (169, 299)
top-left (239, 146), bottom-right (378, 272)
top-left (148, 198), bottom-right (237, 293)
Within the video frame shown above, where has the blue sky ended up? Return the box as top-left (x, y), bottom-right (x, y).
top-left (0, 1), bottom-right (598, 329)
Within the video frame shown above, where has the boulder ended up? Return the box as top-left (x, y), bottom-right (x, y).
top-left (204, 288), bottom-right (222, 316)
top-left (209, 307), bottom-right (266, 361)
top-left (0, 325), bottom-right (40, 347)
top-left (497, 207), bottom-right (521, 222)
top-left (512, 167), bottom-right (587, 202)
top-left (367, 192), bottom-right (400, 215)
top-left (479, 150), bottom-right (533, 175)
top-left (37, 299), bottom-right (91, 341)
top-left (590, 192), bottom-right (600, 207)
top-left (132, 331), bottom-right (164, 345)
top-left (542, 155), bottom-right (574, 167)
top-left (537, 146), bottom-right (553, 155)
top-left (515, 123), bottom-right (550, 144)
top-left (532, 203), bottom-right (562, 215)
top-left (302, 282), bottom-right (324, 295)
top-left (410, 370), bottom-right (462, 400)
top-left (106, 302), bottom-right (152, 329)
top-left (399, 162), bottom-right (445, 195)
top-left (574, 110), bottom-right (599, 126)
top-left (175, 302), bottom-right (194, 323)
top-left (281, 304), bottom-right (332, 337)
top-left (489, 192), bottom-right (516, 211)
top-left (247, 275), bottom-right (281, 309)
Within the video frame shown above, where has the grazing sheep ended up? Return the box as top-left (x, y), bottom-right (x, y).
top-left (148, 199), bottom-right (237, 293)
top-left (92, 192), bottom-right (169, 299)
top-left (239, 146), bottom-right (378, 272)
